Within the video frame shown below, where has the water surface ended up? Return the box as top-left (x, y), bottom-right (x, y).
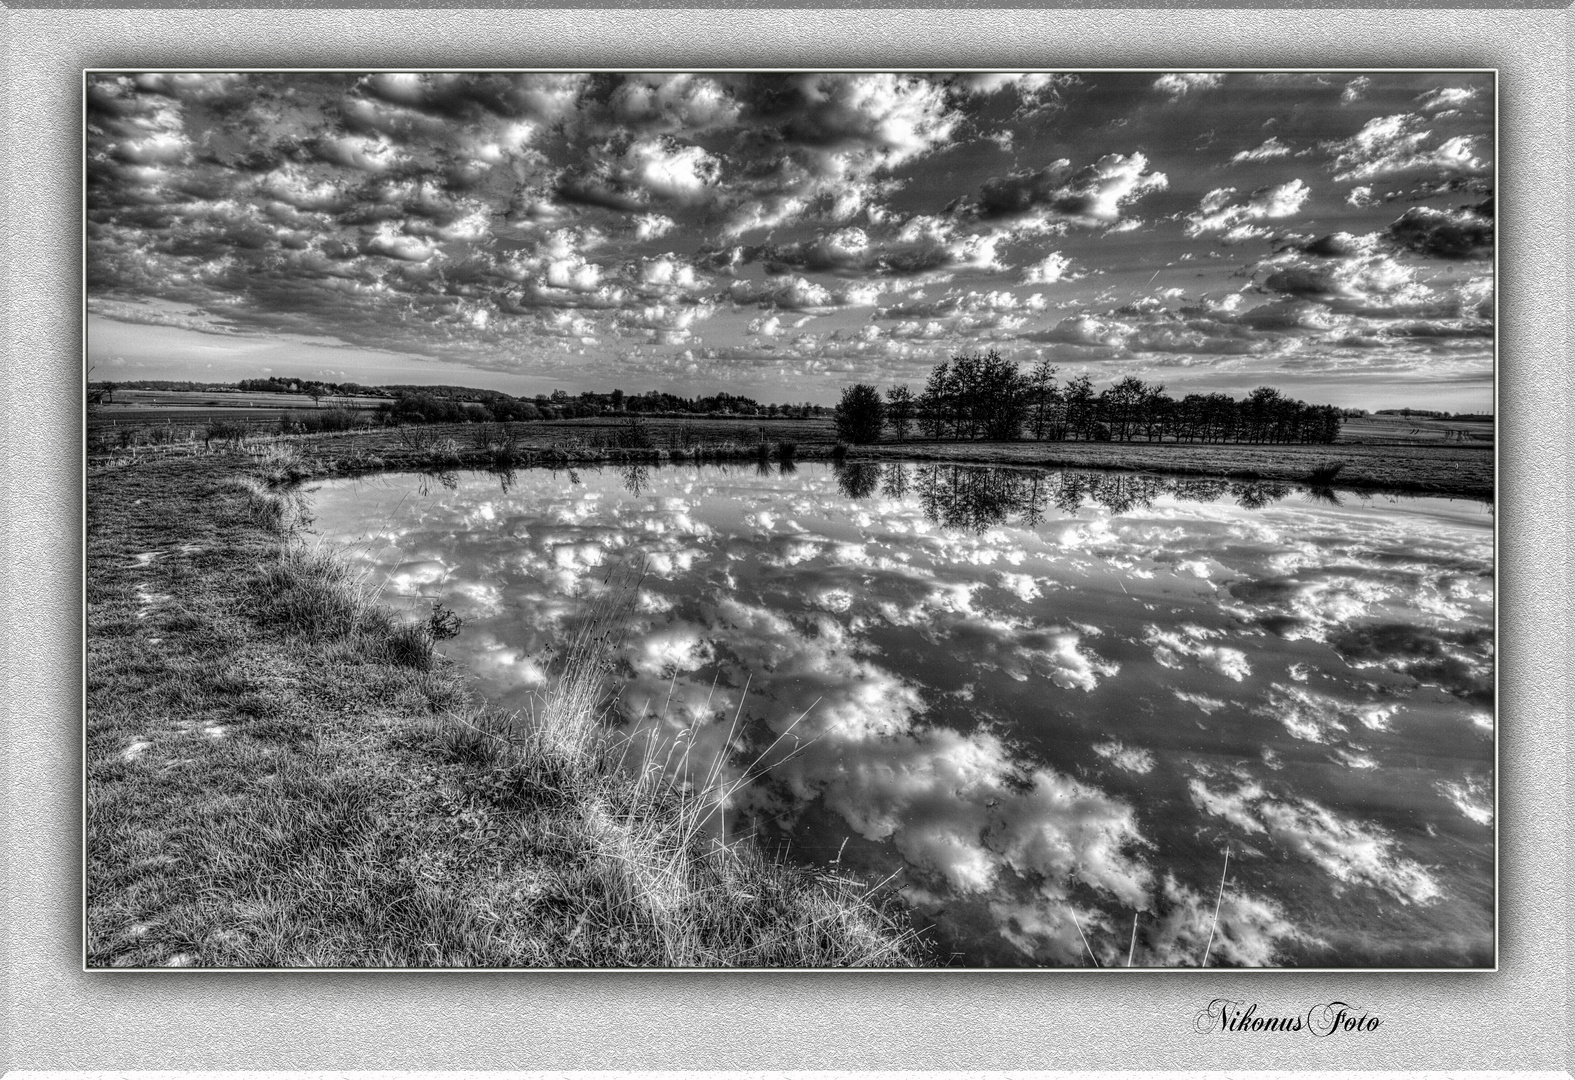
top-left (310, 461), bottom-right (1494, 967)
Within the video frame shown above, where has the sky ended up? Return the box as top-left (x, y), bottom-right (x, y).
top-left (86, 70), bottom-right (1495, 410)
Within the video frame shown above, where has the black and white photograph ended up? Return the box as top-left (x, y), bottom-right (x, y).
top-left (84, 68), bottom-right (1496, 970)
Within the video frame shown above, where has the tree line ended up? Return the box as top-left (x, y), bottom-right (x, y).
top-left (90, 377), bottom-right (833, 422)
top-left (835, 350), bottom-right (1344, 446)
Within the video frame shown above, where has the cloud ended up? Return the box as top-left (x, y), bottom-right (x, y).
top-left (1254, 251), bottom-right (1447, 317)
top-left (1384, 204), bottom-right (1493, 260)
top-left (1435, 775), bottom-right (1493, 826)
top-left (1257, 683), bottom-right (1400, 744)
top-left (1021, 251), bottom-right (1076, 284)
top-left (1093, 740), bottom-right (1155, 774)
top-left (963, 153), bottom-right (1169, 229)
top-left (1185, 180), bottom-right (1311, 237)
top-left (597, 73), bottom-right (742, 135)
top-left (561, 136), bottom-right (722, 210)
top-left (1230, 137), bottom-right (1293, 164)
top-left (1144, 624), bottom-right (1251, 681)
top-left (766, 73), bottom-right (962, 171)
top-left (1153, 73), bottom-right (1224, 99)
top-left (1416, 86), bottom-right (1479, 114)
top-left (1190, 778), bottom-right (1441, 904)
top-left (1325, 114), bottom-right (1488, 184)
top-left (1139, 872), bottom-right (1317, 967)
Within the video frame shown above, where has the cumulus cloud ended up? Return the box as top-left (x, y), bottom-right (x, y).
top-left (1093, 740), bottom-right (1155, 774)
top-left (1384, 204), bottom-right (1493, 260)
top-left (1416, 86), bottom-right (1479, 114)
top-left (1021, 251), bottom-right (1076, 284)
top-left (1144, 624), bottom-right (1251, 681)
top-left (1325, 113), bottom-right (1488, 183)
top-left (1185, 180), bottom-right (1311, 237)
top-left (1190, 777), bottom-right (1441, 904)
top-left (1153, 73), bottom-right (1224, 99)
top-left (1139, 872), bottom-right (1317, 967)
top-left (1257, 683), bottom-right (1400, 744)
top-left (962, 153), bottom-right (1168, 229)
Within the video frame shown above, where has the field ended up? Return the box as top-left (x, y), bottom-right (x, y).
top-left (1339, 414), bottom-right (1494, 445)
top-left (95, 388), bottom-right (393, 410)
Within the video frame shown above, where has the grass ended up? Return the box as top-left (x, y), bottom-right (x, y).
top-left (86, 446), bottom-right (927, 968)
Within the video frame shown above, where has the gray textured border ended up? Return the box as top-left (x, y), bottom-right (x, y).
top-left (4, 7), bottom-right (1570, 1072)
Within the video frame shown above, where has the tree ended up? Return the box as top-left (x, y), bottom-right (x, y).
top-left (834, 383), bottom-right (886, 444)
top-left (885, 384), bottom-right (916, 441)
top-left (1027, 360), bottom-right (1060, 440)
top-left (1063, 374), bottom-right (1095, 440)
top-left (917, 361), bottom-right (954, 439)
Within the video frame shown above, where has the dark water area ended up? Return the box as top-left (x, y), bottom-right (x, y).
top-left (310, 460), bottom-right (1494, 968)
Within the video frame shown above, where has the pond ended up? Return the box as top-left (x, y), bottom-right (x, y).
top-left (309, 460), bottom-right (1495, 968)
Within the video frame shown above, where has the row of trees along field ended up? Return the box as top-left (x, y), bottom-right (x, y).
top-left (835, 351), bottom-right (1346, 446)
top-left (93, 378), bottom-right (833, 421)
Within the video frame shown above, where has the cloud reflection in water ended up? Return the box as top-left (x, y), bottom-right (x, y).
top-left (311, 461), bottom-right (1493, 967)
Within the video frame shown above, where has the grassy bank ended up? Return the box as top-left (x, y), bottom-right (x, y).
top-left (86, 447), bottom-right (926, 967)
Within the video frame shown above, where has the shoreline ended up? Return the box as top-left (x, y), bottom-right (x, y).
top-left (85, 447), bottom-right (927, 968)
top-left (91, 422), bottom-right (1494, 502)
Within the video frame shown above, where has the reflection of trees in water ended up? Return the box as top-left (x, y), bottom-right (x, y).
top-left (833, 461), bottom-right (882, 499)
top-left (880, 463), bottom-right (909, 500)
top-left (487, 465), bottom-right (517, 494)
top-left (848, 463), bottom-right (1293, 531)
top-left (1231, 480), bottom-right (1291, 510)
top-left (417, 470), bottom-right (460, 497)
top-left (621, 462), bottom-right (652, 496)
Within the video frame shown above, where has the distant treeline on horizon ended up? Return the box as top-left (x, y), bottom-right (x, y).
top-left (85, 375), bottom-right (1493, 427)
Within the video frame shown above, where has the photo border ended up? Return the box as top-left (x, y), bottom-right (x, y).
top-left (6, 4), bottom-right (1569, 1072)
top-left (75, 61), bottom-right (1504, 976)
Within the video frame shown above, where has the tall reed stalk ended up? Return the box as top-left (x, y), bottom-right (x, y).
top-left (442, 558), bottom-right (924, 967)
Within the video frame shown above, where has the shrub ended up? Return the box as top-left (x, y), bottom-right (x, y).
top-left (1307, 461), bottom-right (1345, 485)
top-left (203, 419), bottom-right (250, 448)
top-left (280, 408), bottom-right (364, 435)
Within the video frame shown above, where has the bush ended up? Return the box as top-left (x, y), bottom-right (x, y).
top-left (1307, 461), bottom-right (1345, 485)
top-left (834, 384), bottom-right (886, 444)
top-left (279, 408), bottom-right (364, 435)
